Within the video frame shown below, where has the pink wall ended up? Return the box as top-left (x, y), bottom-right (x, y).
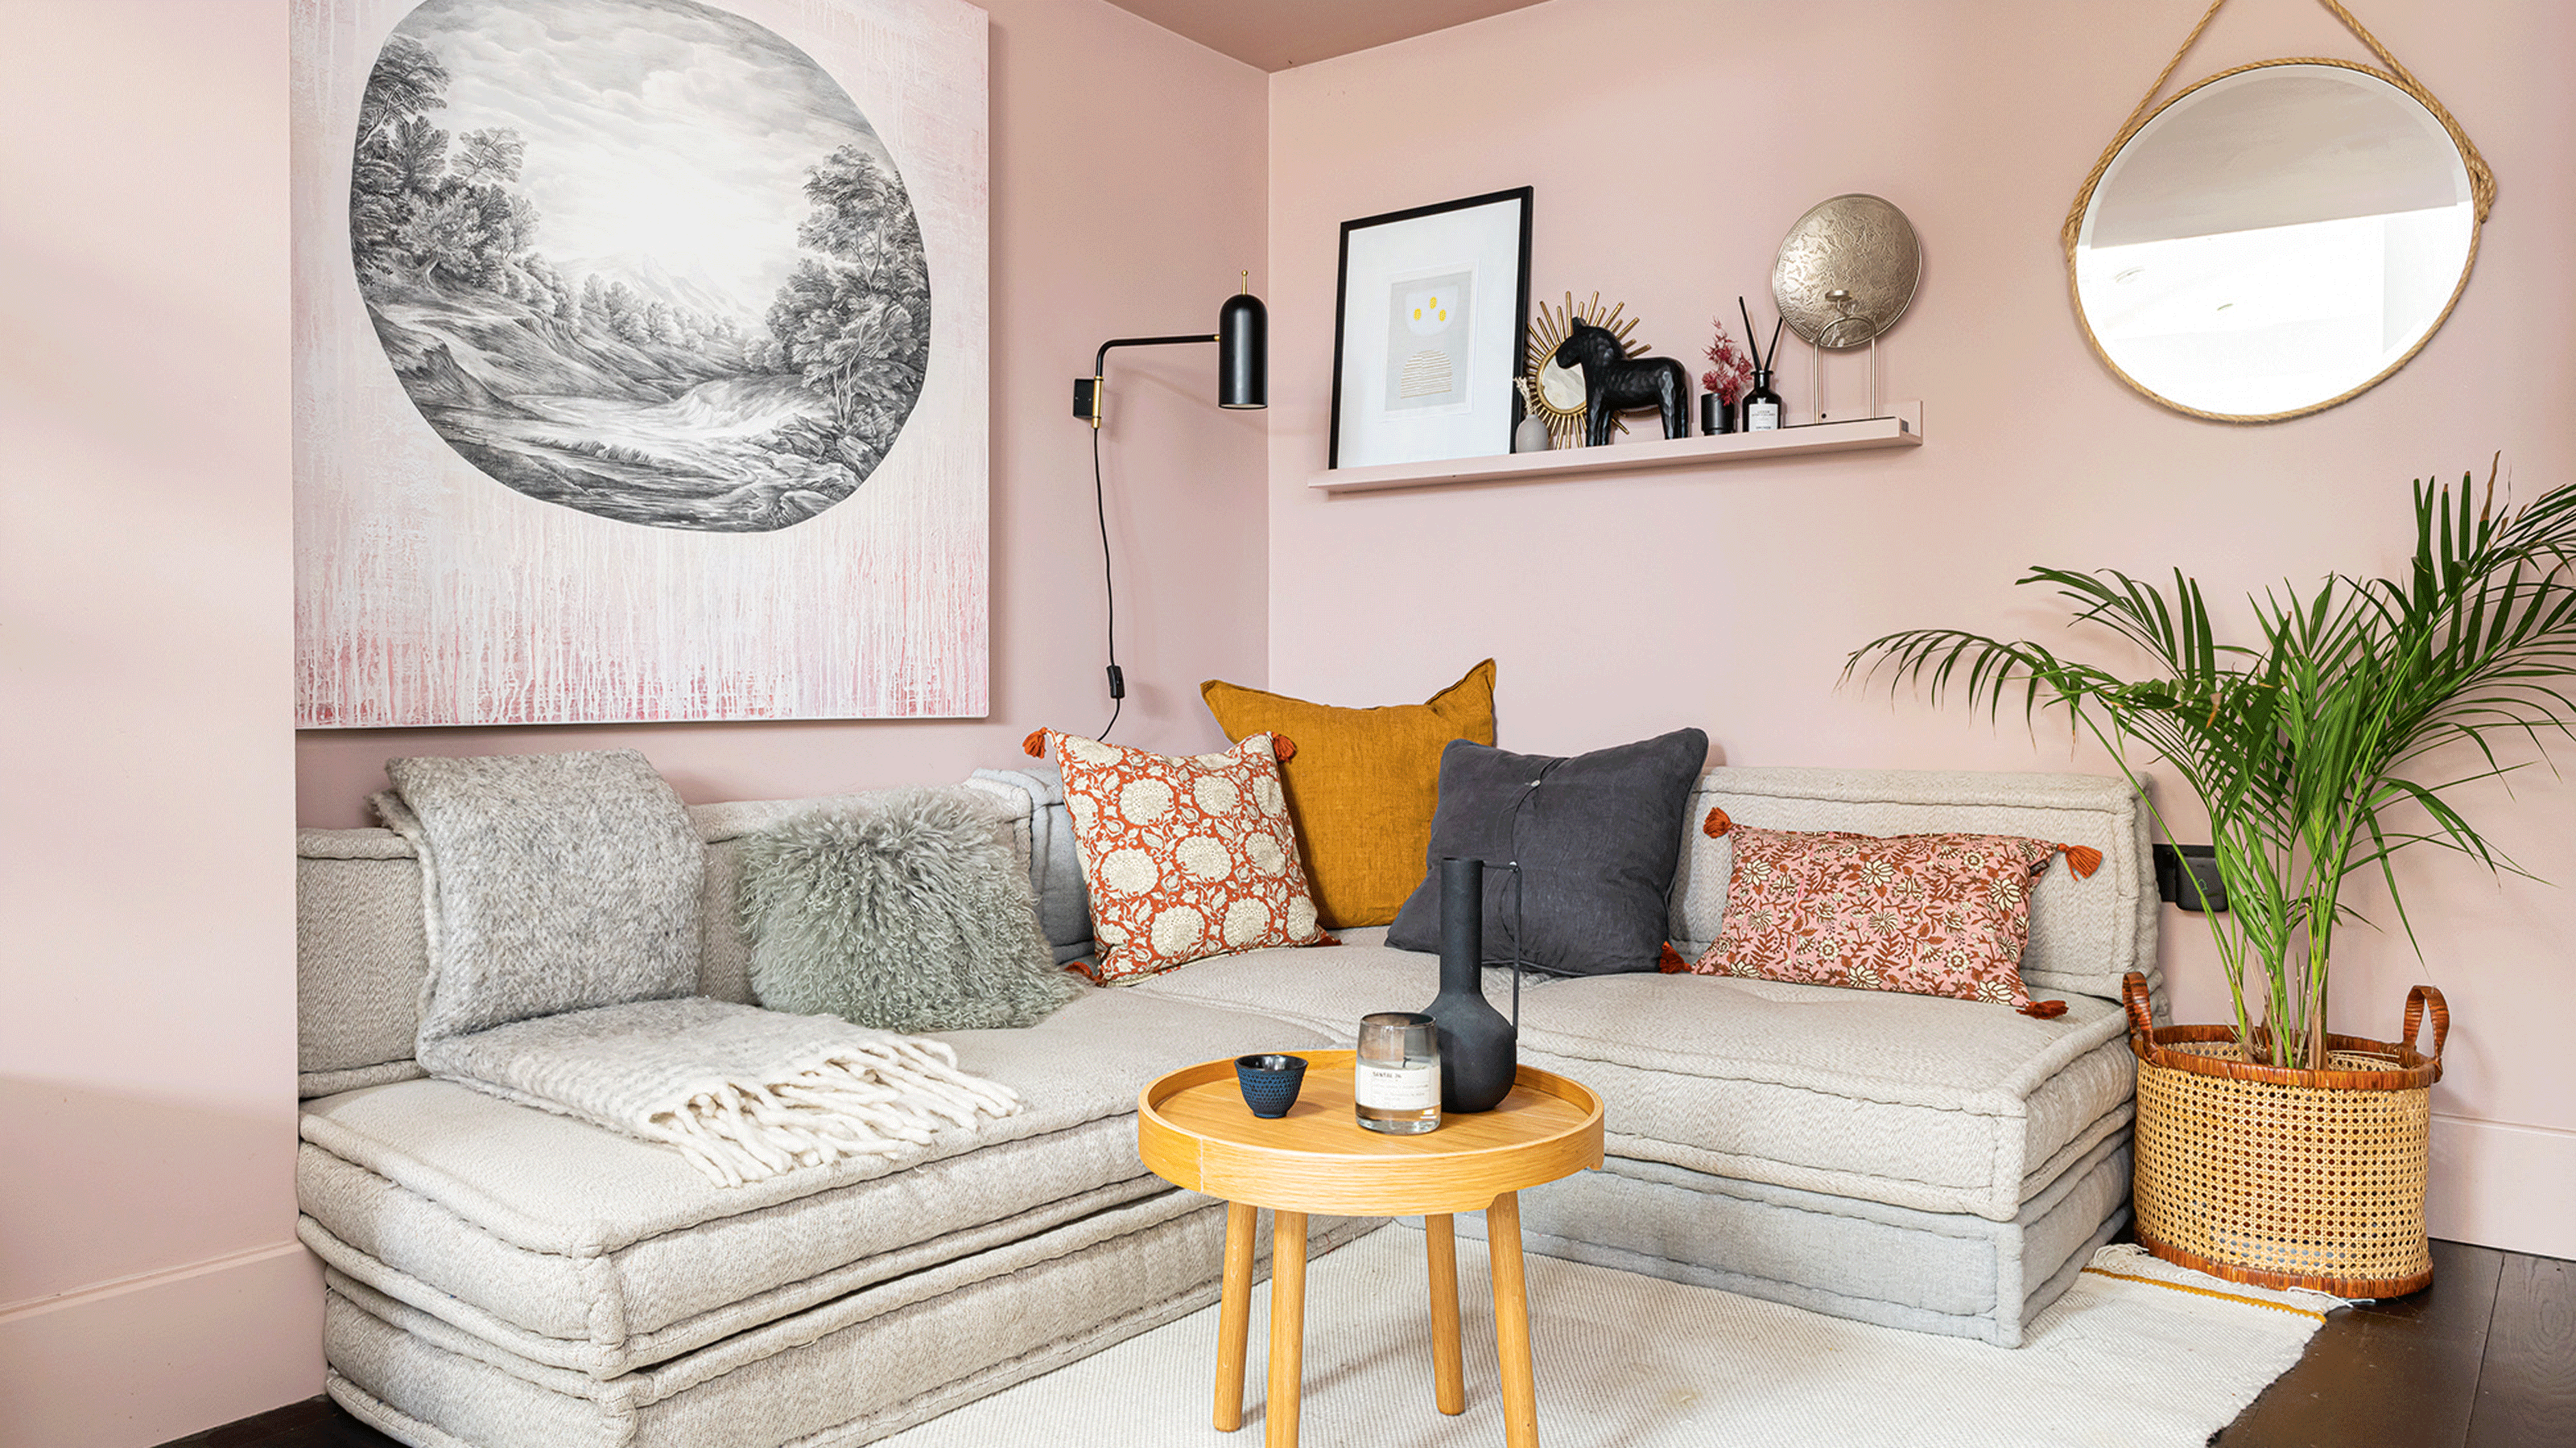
top-left (16, 2), bottom-right (2564, 1441)
top-left (294, 0), bottom-right (1271, 828)
top-left (1268, 0), bottom-right (2576, 1256)
top-left (4, 1), bottom-right (1266, 1442)
top-left (0, 2), bottom-right (318, 1444)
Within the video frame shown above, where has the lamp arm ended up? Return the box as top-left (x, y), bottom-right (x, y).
top-left (1077, 333), bottom-right (1220, 428)
top-left (1093, 332), bottom-right (1219, 373)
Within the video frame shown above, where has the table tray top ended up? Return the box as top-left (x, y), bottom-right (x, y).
top-left (1137, 1050), bottom-right (1604, 1216)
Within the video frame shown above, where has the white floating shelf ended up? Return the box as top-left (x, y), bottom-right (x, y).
top-left (1311, 402), bottom-right (1922, 494)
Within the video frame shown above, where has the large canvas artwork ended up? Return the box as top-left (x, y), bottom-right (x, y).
top-left (293, 0), bottom-right (989, 725)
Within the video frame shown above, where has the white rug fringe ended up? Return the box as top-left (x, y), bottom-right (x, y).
top-left (640, 1038), bottom-right (1023, 1186)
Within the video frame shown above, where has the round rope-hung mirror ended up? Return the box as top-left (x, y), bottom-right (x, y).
top-left (2068, 59), bottom-right (2485, 422)
top-left (1772, 194), bottom-right (1921, 351)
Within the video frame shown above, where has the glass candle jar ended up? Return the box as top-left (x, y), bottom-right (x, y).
top-left (1354, 1012), bottom-right (1441, 1134)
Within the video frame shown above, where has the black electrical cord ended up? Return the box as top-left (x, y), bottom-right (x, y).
top-left (1090, 423), bottom-right (1122, 742)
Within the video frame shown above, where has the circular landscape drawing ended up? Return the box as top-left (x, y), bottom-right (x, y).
top-left (349, 0), bottom-right (930, 532)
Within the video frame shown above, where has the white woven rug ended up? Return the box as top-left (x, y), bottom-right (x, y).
top-left (884, 1226), bottom-right (2343, 1448)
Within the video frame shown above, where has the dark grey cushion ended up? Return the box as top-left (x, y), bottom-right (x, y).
top-left (1386, 728), bottom-right (1708, 976)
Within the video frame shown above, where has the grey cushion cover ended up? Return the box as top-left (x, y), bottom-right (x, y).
top-left (321, 1211), bottom-right (1377, 1448)
top-left (1423, 1136), bottom-right (2132, 1347)
top-left (1124, 926), bottom-right (1530, 1043)
top-left (965, 764), bottom-right (1096, 967)
top-left (1158, 931), bottom-right (2136, 1223)
top-left (299, 989), bottom-right (1331, 1374)
top-left (297, 845), bottom-right (430, 1079)
top-left (1387, 728), bottom-right (1709, 976)
top-left (1516, 971), bottom-right (2136, 1221)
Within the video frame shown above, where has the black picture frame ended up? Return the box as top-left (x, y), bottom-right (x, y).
top-left (1327, 187), bottom-right (1534, 470)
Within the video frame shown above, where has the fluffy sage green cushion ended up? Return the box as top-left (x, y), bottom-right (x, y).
top-left (739, 790), bottom-right (1080, 1032)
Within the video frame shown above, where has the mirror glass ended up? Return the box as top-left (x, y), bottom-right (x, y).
top-left (2072, 62), bottom-right (2477, 421)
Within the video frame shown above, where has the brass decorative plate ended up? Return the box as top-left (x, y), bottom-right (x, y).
top-left (1771, 194), bottom-right (1921, 351)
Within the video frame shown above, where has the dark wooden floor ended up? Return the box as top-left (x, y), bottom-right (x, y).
top-left (163, 1240), bottom-right (2573, 1448)
top-left (2217, 1240), bottom-right (2574, 1448)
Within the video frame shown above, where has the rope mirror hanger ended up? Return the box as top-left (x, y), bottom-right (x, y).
top-left (2062, 0), bottom-right (2495, 424)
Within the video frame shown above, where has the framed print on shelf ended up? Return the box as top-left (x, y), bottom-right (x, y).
top-left (1327, 187), bottom-right (1534, 470)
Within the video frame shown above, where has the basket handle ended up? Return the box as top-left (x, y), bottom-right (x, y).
top-left (2120, 971), bottom-right (2156, 1046)
top-left (2402, 984), bottom-right (2450, 1065)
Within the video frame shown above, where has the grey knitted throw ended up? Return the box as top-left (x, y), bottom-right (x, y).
top-left (377, 749), bottom-right (1020, 1187)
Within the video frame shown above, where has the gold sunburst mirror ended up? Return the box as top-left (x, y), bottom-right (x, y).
top-left (1523, 291), bottom-right (1645, 448)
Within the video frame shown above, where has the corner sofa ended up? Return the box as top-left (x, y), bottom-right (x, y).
top-left (295, 763), bottom-right (2159, 1447)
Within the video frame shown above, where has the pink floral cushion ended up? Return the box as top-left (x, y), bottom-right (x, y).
top-left (1026, 728), bottom-right (1334, 984)
top-left (1678, 811), bottom-right (2092, 1017)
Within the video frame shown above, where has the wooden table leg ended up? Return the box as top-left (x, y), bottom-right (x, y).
top-left (1267, 1209), bottom-right (1309, 1448)
top-left (1214, 1201), bottom-right (1257, 1431)
top-left (1488, 1192), bottom-right (1539, 1448)
top-left (1425, 1213), bottom-right (1466, 1415)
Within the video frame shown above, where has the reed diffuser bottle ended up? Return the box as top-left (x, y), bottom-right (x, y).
top-left (1740, 369), bottom-right (1783, 431)
top-left (1738, 297), bottom-right (1786, 431)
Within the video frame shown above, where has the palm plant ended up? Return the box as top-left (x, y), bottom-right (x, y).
top-left (1848, 468), bottom-right (2576, 1070)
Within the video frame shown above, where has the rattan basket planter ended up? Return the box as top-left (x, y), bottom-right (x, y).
top-left (2120, 970), bottom-right (2448, 1297)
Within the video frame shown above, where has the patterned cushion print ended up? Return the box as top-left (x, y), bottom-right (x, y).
top-left (1025, 729), bottom-right (1333, 983)
top-left (1675, 809), bottom-right (2100, 1018)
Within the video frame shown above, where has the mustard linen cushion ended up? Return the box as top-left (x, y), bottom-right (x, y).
top-left (1199, 660), bottom-right (1497, 929)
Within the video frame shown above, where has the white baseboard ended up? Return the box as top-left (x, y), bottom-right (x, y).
top-left (0, 1241), bottom-right (323, 1448)
top-left (2427, 1113), bottom-right (2576, 1261)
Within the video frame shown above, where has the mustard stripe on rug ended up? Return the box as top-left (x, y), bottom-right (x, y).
top-left (881, 1227), bottom-right (2343, 1448)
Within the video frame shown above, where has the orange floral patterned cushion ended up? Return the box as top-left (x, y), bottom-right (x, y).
top-left (1679, 818), bottom-right (2083, 1017)
top-left (1026, 728), bottom-right (1332, 984)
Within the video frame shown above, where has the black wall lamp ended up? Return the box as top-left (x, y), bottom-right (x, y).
top-left (1070, 274), bottom-right (1266, 739)
top-left (1073, 273), bottom-right (1267, 426)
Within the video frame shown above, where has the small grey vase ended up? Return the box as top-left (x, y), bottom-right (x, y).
top-left (1512, 415), bottom-right (1552, 452)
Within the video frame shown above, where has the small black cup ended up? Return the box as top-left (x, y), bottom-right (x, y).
top-left (1235, 1054), bottom-right (1308, 1119)
top-left (1700, 394), bottom-right (1737, 435)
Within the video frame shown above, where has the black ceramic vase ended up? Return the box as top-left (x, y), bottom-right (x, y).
top-left (1424, 856), bottom-right (1517, 1112)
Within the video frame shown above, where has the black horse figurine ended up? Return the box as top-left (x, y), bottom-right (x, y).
top-left (1553, 323), bottom-right (1691, 445)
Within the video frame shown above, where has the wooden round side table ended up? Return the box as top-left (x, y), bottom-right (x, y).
top-left (1137, 1050), bottom-right (1604, 1448)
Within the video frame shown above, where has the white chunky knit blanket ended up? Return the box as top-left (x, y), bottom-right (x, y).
top-left (378, 749), bottom-right (1021, 1187)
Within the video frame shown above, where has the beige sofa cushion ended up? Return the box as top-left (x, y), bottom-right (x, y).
top-left (321, 1207), bottom-right (1380, 1448)
top-left (1668, 767), bottom-right (2158, 1004)
top-left (1125, 925), bottom-right (2132, 1223)
top-left (1514, 972), bottom-right (2136, 1223)
top-left (299, 988), bottom-right (1323, 1376)
top-left (1123, 926), bottom-right (1534, 1042)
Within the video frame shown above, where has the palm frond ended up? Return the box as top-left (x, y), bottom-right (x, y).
top-left (1848, 468), bottom-right (2576, 1069)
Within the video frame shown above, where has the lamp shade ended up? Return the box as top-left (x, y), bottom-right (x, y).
top-left (1217, 290), bottom-right (1266, 409)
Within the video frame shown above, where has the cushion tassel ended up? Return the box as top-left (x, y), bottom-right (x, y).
top-left (1703, 806), bottom-right (1732, 838)
top-left (1022, 729), bottom-right (1049, 758)
top-left (1269, 733), bottom-right (1298, 762)
top-left (2059, 844), bottom-right (2103, 879)
top-left (2019, 998), bottom-right (2070, 1019)
top-left (1657, 942), bottom-right (1691, 973)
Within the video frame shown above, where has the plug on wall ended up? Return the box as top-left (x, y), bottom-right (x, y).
top-left (2153, 843), bottom-right (2228, 913)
